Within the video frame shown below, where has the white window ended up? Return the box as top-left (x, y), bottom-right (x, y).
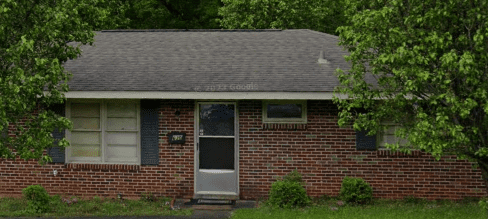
top-left (377, 121), bottom-right (409, 149)
top-left (66, 99), bottom-right (140, 164)
top-left (262, 100), bottom-right (307, 123)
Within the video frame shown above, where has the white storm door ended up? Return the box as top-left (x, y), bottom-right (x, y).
top-left (195, 102), bottom-right (238, 196)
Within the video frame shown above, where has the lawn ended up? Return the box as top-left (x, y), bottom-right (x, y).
top-left (230, 198), bottom-right (486, 219)
top-left (0, 194), bottom-right (193, 217)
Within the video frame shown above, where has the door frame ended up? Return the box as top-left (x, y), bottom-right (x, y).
top-left (193, 100), bottom-right (239, 199)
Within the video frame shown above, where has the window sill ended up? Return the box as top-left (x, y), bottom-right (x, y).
top-left (262, 123), bottom-right (307, 130)
top-left (65, 163), bottom-right (141, 171)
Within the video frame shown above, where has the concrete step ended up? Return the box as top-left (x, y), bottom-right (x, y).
top-left (173, 199), bottom-right (257, 211)
top-left (192, 204), bottom-right (233, 210)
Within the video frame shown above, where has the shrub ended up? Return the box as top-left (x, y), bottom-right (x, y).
top-left (267, 171), bottom-right (311, 208)
top-left (339, 176), bottom-right (373, 204)
top-left (22, 185), bottom-right (51, 214)
top-left (282, 169), bottom-right (303, 184)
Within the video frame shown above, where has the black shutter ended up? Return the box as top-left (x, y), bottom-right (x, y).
top-left (356, 130), bottom-right (376, 150)
top-left (48, 103), bottom-right (66, 163)
top-left (141, 99), bottom-right (160, 165)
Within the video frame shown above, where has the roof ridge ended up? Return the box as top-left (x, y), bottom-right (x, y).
top-left (289, 29), bottom-right (339, 39)
top-left (101, 29), bottom-right (283, 32)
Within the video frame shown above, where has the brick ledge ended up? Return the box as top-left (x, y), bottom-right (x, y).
top-left (262, 123), bottom-right (307, 130)
top-left (377, 150), bottom-right (422, 157)
top-left (66, 163), bottom-right (141, 171)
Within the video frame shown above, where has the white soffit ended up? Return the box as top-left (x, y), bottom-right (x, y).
top-left (50, 91), bottom-right (349, 100)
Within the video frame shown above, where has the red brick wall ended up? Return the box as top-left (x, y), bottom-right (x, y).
top-left (0, 100), bottom-right (195, 200)
top-left (0, 99), bottom-right (485, 200)
top-left (238, 100), bottom-right (486, 200)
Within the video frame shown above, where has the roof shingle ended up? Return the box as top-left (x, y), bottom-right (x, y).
top-left (63, 29), bottom-right (376, 92)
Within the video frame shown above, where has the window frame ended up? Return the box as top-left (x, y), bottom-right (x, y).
top-left (376, 121), bottom-right (409, 150)
top-left (66, 99), bottom-right (141, 165)
top-left (262, 100), bottom-right (307, 124)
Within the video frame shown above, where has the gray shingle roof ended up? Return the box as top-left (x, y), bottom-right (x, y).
top-left (63, 29), bottom-right (376, 92)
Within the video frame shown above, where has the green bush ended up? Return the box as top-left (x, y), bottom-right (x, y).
top-left (282, 170), bottom-right (303, 183)
top-left (339, 176), bottom-right (373, 204)
top-left (22, 185), bottom-right (51, 214)
top-left (267, 171), bottom-right (311, 208)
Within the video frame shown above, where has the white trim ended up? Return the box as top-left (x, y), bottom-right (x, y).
top-left (196, 191), bottom-right (238, 195)
top-left (262, 100), bottom-right (307, 124)
top-left (66, 99), bottom-right (141, 165)
top-left (55, 91), bottom-right (346, 99)
top-left (199, 170), bottom-right (234, 173)
top-left (48, 92), bottom-right (423, 100)
top-left (194, 101), bottom-right (239, 196)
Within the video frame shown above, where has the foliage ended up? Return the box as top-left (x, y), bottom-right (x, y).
top-left (281, 169), bottom-right (303, 183)
top-left (339, 176), bottom-right (373, 204)
top-left (140, 192), bottom-right (157, 202)
top-left (0, 0), bottom-right (110, 165)
top-left (218, 0), bottom-right (347, 35)
top-left (92, 196), bottom-right (102, 203)
top-left (403, 196), bottom-right (427, 205)
top-left (95, 0), bottom-right (224, 30)
top-left (21, 185), bottom-right (51, 214)
top-left (333, 0), bottom-right (488, 191)
top-left (267, 171), bottom-right (311, 208)
top-left (479, 197), bottom-right (488, 211)
top-left (231, 200), bottom-right (485, 219)
top-left (0, 195), bottom-right (192, 217)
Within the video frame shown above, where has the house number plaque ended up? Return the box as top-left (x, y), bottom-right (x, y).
top-left (168, 132), bottom-right (186, 144)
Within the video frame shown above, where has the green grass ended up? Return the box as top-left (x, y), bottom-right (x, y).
top-left (231, 198), bottom-right (486, 219)
top-left (0, 194), bottom-right (193, 217)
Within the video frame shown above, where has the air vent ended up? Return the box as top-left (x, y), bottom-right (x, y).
top-left (318, 51), bottom-right (329, 64)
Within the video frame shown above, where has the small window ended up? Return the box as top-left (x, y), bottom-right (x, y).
top-left (377, 121), bottom-right (409, 149)
top-left (262, 100), bottom-right (307, 123)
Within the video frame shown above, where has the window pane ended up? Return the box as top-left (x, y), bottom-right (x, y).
top-left (107, 103), bottom-right (136, 118)
top-left (199, 138), bottom-right (234, 169)
top-left (71, 145), bottom-right (101, 157)
top-left (106, 132), bottom-right (137, 145)
top-left (71, 131), bottom-right (100, 145)
top-left (71, 103), bottom-right (100, 117)
top-left (199, 104), bottom-right (234, 136)
top-left (107, 118), bottom-right (137, 130)
top-left (386, 125), bottom-right (396, 135)
top-left (267, 104), bottom-right (302, 118)
top-left (72, 118), bottom-right (100, 130)
top-left (385, 134), bottom-right (397, 145)
top-left (106, 145), bottom-right (137, 159)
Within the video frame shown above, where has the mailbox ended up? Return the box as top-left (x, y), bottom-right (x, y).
top-left (168, 132), bottom-right (186, 144)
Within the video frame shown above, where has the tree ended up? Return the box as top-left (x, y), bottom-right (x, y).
top-left (96, 0), bottom-right (224, 30)
top-left (218, 0), bottom-right (347, 35)
top-left (0, 0), bottom-right (108, 165)
top-left (333, 0), bottom-right (488, 191)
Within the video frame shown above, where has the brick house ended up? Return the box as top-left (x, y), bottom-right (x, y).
top-left (0, 29), bottom-right (485, 201)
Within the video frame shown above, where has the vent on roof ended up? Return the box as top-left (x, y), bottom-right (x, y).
top-left (318, 51), bottom-right (329, 64)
